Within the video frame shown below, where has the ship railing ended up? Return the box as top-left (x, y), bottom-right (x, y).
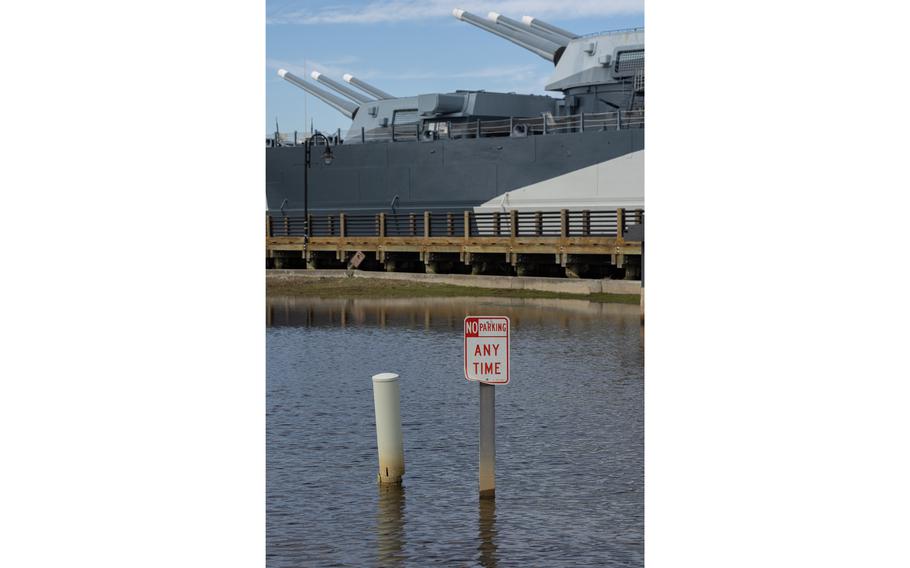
top-left (267, 208), bottom-right (644, 239)
top-left (578, 27), bottom-right (644, 38)
top-left (353, 109), bottom-right (643, 144)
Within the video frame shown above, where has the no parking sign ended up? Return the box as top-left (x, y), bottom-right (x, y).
top-left (464, 316), bottom-right (510, 385)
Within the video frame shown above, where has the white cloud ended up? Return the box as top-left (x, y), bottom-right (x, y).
top-left (267, 0), bottom-right (642, 25)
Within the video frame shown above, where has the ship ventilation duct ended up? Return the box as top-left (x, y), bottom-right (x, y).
top-left (277, 69), bottom-right (357, 119)
top-left (521, 16), bottom-right (578, 42)
top-left (488, 12), bottom-right (569, 47)
top-left (342, 74), bottom-right (394, 100)
top-left (310, 71), bottom-right (374, 104)
top-left (452, 8), bottom-right (561, 63)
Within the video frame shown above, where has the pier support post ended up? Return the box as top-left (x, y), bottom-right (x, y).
top-left (371, 373), bottom-right (405, 484)
top-left (479, 382), bottom-right (495, 499)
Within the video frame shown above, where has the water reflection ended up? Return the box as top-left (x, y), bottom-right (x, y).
top-left (478, 498), bottom-right (498, 568)
top-left (376, 483), bottom-right (406, 567)
top-left (267, 295), bottom-right (641, 331)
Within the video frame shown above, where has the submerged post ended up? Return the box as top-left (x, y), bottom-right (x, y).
top-left (479, 383), bottom-right (495, 499)
top-left (371, 373), bottom-right (405, 483)
top-left (464, 315), bottom-right (510, 500)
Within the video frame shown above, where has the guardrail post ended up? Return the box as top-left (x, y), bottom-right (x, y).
top-left (424, 211), bottom-right (431, 238)
top-left (283, 216), bottom-right (289, 236)
top-left (464, 210), bottom-right (471, 239)
top-left (617, 208), bottom-right (626, 238)
top-left (510, 210), bottom-right (518, 238)
top-left (409, 213), bottom-right (416, 236)
top-left (582, 210), bottom-right (591, 236)
top-left (535, 211), bottom-right (543, 236)
top-left (447, 213), bottom-right (454, 236)
top-left (560, 209), bottom-right (568, 237)
top-left (379, 212), bottom-right (386, 238)
top-left (339, 213), bottom-right (346, 238)
top-left (493, 212), bottom-right (501, 236)
top-left (328, 215), bottom-right (335, 236)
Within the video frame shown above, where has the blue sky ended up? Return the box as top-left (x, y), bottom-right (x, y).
top-left (266, 0), bottom-right (644, 137)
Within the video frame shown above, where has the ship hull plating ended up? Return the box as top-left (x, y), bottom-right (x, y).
top-left (265, 128), bottom-right (643, 218)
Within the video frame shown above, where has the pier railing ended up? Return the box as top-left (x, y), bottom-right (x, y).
top-left (267, 208), bottom-right (643, 239)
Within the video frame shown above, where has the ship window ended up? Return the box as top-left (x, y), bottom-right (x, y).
top-left (393, 109), bottom-right (418, 125)
top-left (614, 49), bottom-right (644, 75)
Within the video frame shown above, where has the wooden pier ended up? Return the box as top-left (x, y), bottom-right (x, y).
top-left (267, 208), bottom-right (643, 278)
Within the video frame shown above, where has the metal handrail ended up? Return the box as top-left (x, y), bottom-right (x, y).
top-left (268, 208), bottom-right (643, 239)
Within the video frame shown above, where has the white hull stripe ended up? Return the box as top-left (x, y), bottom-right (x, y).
top-left (474, 150), bottom-right (644, 212)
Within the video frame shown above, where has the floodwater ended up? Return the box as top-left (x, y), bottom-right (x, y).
top-left (267, 295), bottom-right (644, 567)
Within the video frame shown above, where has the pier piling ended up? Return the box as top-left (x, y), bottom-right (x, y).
top-left (371, 372), bottom-right (405, 483)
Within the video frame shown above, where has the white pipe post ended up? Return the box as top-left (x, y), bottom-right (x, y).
top-left (372, 372), bottom-right (405, 483)
top-left (479, 382), bottom-right (495, 499)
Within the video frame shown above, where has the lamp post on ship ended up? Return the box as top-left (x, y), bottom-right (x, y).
top-left (303, 131), bottom-right (334, 257)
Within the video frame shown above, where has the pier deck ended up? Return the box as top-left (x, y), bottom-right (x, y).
top-left (267, 208), bottom-right (643, 276)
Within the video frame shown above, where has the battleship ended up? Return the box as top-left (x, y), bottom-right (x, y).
top-left (266, 8), bottom-right (643, 276)
top-left (268, 7), bottom-right (643, 213)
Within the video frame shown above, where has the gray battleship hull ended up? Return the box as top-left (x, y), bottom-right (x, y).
top-left (266, 128), bottom-right (643, 218)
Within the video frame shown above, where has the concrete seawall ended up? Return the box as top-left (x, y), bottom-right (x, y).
top-left (267, 269), bottom-right (641, 296)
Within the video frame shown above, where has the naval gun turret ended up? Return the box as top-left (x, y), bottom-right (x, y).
top-left (452, 9), bottom-right (564, 63)
top-left (310, 71), bottom-right (374, 105)
top-left (343, 74), bottom-right (394, 100)
top-left (276, 7), bottom-right (643, 141)
top-left (277, 69), bottom-right (358, 119)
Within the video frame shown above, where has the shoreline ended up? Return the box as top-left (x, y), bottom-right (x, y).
top-left (266, 269), bottom-right (641, 304)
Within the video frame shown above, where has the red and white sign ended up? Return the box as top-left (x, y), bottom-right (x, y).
top-left (464, 316), bottom-right (510, 384)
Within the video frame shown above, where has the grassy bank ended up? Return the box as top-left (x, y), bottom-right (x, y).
top-left (266, 275), bottom-right (640, 304)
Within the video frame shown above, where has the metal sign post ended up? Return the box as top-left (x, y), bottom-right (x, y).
top-left (464, 316), bottom-right (511, 499)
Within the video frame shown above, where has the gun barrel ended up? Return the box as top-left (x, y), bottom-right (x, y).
top-left (453, 8), bottom-right (558, 62)
top-left (488, 12), bottom-right (569, 47)
top-left (521, 16), bottom-right (578, 42)
top-left (310, 71), bottom-right (374, 104)
top-left (342, 74), bottom-right (394, 100)
top-left (277, 69), bottom-right (357, 119)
